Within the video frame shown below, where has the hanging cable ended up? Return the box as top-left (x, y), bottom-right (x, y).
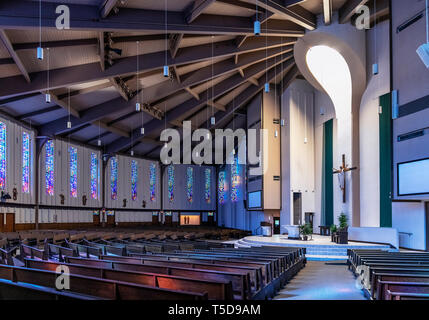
top-left (163, 0), bottom-right (169, 77)
top-left (37, 0), bottom-right (43, 60)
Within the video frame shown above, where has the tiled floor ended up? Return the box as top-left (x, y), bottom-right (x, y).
top-left (275, 260), bottom-right (367, 300)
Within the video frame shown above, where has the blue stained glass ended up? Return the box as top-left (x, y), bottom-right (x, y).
top-left (150, 163), bottom-right (156, 202)
top-left (187, 167), bottom-right (193, 203)
top-left (69, 146), bottom-right (77, 198)
top-left (131, 160), bottom-right (138, 201)
top-left (110, 157), bottom-right (118, 200)
top-left (168, 165), bottom-right (174, 203)
top-left (231, 156), bottom-right (240, 202)
top-left (45, 140), bottom-right (54, 196)
top-left (0, 122), bottom-right (6, 190)
top-left (205, 168), bottom-right (211, 204)
top-left (22, 132), bottom-right (30, 193)
top-left (218, 171), bottom-right (226, 205)
top-left (90, 152), bottom-right (98, 200)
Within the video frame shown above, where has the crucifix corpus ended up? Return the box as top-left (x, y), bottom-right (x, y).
top-left (333, 154), bottom-right (357, 203)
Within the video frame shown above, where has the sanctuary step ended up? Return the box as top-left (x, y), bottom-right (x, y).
top-left (235, 235), bottom-right (392, 260)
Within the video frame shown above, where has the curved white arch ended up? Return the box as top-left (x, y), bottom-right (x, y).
top-left (306, 45), bottom-right (352, 123)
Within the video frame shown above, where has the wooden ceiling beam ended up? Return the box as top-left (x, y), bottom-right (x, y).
top-left (339, 0), bottom-right (369, 24)
top-left (169, 34), bottom-right (184, 59)
top-left (185, 87), bottom-right (200, 100)
top-left (0, 2), bottom-right (304, 37)
top-left (42, 92), bottom-right (80, 118)
top-left (323, 0), bottom-right (333, 25)
top-left (240, 0), bottom-right (316, 30)
top-left (185, 0), bottom-right (217, 23)
top-left (0, 37), bottom-right (295, 99)
top-left (105, 53), bottom-right (293, 153)
top-left (0, 30), bottom-right (30, 82)
top-left (100, 0), bottom-right (120, 19)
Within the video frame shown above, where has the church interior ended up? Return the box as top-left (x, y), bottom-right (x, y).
top-left (0, 0), bottom-right (428, 303)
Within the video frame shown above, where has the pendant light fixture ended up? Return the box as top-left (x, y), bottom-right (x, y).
top-left (163, 0), bottom-right (169, 77)
top-left (264, 1), bottom-right (269, 93)
top-left (45, 47), bottom-right (51, 103)
top-left (97, 121), bottom-right (102, 146)
top-left (136, 41), bottom-right (141, 112)
top-left (254, 0), bottom-right (260, 35)
top-left (210, 35), bottom-right (216, 126)
top-left (37, 0), bottom-right (43, 60)
top-left (66, 88), bottom-right (71, 129)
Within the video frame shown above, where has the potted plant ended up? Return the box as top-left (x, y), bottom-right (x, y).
top-left (330, 224), bottom-right (338, 242)
top-left (299, 223), bottom-right (313, 241)
top-left (337, 213), bottom-right (349, 244)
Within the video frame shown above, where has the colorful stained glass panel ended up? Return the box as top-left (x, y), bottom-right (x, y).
top-left (150, 163), bottom-right (156, 202)
top-left (110, 157), bottom-right (118, 200)
top-left (45, 140), bottom-right (54, 196)
top-left (187, 167), bottom-right (193, 203)
top-left (131, 160), bottom-right (137, 201)
top-left (69, 146), bottom-right (77, 198)
top-left (22, 132), bottom-right (30, 193)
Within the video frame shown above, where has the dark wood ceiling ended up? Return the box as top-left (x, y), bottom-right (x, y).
top-left (0, 0), bottom-right (388, 158)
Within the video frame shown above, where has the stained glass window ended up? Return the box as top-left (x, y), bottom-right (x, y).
top-left (231, 156), bottom-right (240, 202)
top-left (69, 146), bottom-right (77, 198)
top-left (218, 171), bottom-right (226, 204)
top-left (45, 140), bottom-right (54, 196)
top-left (90, 152), bottom-right (98, 200)
top-left (131, 160), bottom-right (137, 201)
top-left (22, 132), bottom-right (30, 193)
top-left (149, 163), bottom-right (156, 202)
top-left (110, 157), bottom-right (118, 200)
top-left (168, 165), bottom-right (174, 203)
top-left (204, 168), bottom-right (211, 204)
top-left (187, 167), bottom-right (193, 203)
top-left (0, 122), bottom-right (6, 190)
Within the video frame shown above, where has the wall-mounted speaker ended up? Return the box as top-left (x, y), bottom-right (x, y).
top-left (417, 43), bottom-right (429, 68)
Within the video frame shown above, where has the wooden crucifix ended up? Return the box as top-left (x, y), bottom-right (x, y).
top-left (333, 154), bottom-right (357, 203)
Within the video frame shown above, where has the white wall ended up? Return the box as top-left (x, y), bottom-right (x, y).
top-left (105, 154), bottom-right (161, 210)
top-left (392, 202), bottom-right (426, 250)
top-left (0, 116), bottom-right (36, 205)
top-left (162, 164), bottom-right (216, 212)
top-left (39, 139), bottom-right (102, 208)
top-left (359, 20), bottom-right (391, 227)
top-left (281, 79), bottom-right (315, 229)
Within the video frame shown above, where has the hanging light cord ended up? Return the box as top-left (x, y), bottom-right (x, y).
top-left (39, 0), bottom-right (42, 48)
top-left (426, 0), bottom-right (428, 44)
top-left (165, 0), bottom-right (168, 66)
top-left (47, 48), bottom-right (50, 93)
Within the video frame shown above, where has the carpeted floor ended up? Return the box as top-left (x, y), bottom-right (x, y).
top-left (274, 260), bottom-right (367, 300)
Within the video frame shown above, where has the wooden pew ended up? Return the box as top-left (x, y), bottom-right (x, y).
top-left (66, 240), bottom-right (103, 258)
top-left (129, 252), bottom-right (270, 286)
top-left (372, 272), bottom-right (429, 300)
top-left (0, 278), bottom-right (100, 300)
top-left (26, 258), bottom-right (233, 300)
top-left (386, 290), bottom-right (429, 300)
top-left (65, 256), bottom-right (251, 300)
top-left (20, 243), bottom-right (47, 261)
top-left (377, 280), bottom-right (429, 300)
top-left (0, 264), bottom-right (207, 300)
top-left (100, 254), bottom-right (263, 292)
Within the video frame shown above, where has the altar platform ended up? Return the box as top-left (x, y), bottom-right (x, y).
top-left (230, 234), bottom-right (393, 260)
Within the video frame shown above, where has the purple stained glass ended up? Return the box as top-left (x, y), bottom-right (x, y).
top-left (110, 157), bottom-right (118, 200)
top-left (187, 167), bottom-right (193, 203)
top-left (45, 140), bottom-right (54, 196)
top-left (90, 152), bottom-right (98, 200)
top-left (205, 168), bottom-right (211, 204)
top-left (218, 171), bottom-right (226, 205)
top-left (69, 146), bottom-right (77, 198)
top-left (168, 165), bottom-right (174, 203)
top-left (150, 163), bottom-right (156, 202)
top-left (231, 156), bottom-right (240, 202)
top-left (0, 122), bottom-right (6, 190)
top-left (22, 132), bottom-right (30, 193)
top-left (131, 160), bottom-right (137, 201)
